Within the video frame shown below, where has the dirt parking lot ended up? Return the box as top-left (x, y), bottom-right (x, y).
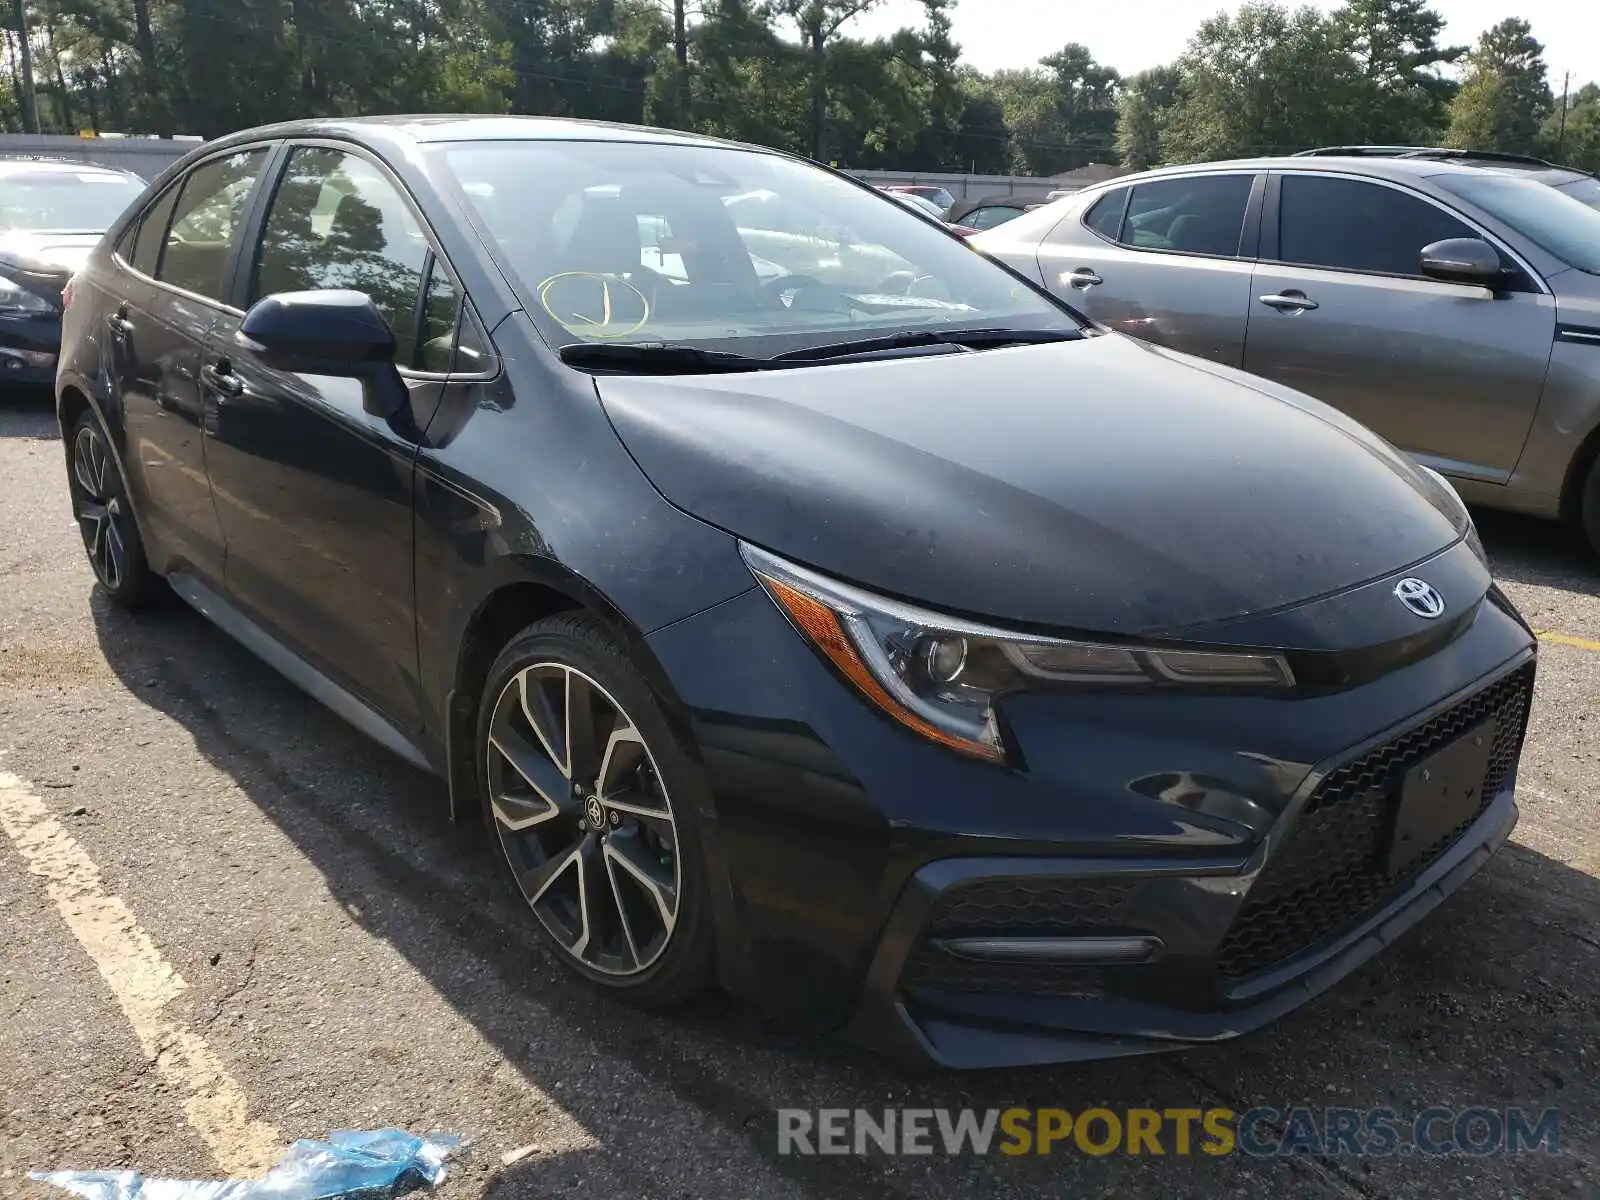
top-left (1, 392), bottom-right (1595, 1199)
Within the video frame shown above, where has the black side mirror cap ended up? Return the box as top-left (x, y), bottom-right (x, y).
top-left (236, 289), bottom-right (405, 418)
top-left (1418, 238), bottom-right (1507, 288)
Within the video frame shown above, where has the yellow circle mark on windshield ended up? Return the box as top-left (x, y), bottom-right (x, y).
top-left (537, 272), bottom-right (651, 340)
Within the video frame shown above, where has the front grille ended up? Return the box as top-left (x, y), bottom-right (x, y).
top-left (1217, 663), bottom-right (1534, 981)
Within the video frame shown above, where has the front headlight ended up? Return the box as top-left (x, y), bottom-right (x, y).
top-left (1420, 465), bottom-right (1487, 566)
top-left (0, 273), bottom-right (54, 315)
top-left (741, 544), bottom-right (1294, 763)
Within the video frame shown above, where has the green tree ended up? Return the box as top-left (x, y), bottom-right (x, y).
top-left (1333, 0), bottom-right (1463, 142)
top-left (1115, 65), bottom-right (1179, 169)
top-left (1161, 2), bottom-right (1361, 162)
top-left (1543, 82), bottom-right (1600, 173)
top-left (773, 0), bottom-right (883, 160)
top-left (1446, 18), bottom-right (1553, 155)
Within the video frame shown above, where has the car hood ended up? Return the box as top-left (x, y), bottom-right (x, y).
top-left (596, 332), bottom-right (1468, 637)
top-left (0, 231), bottom-right (97, 302)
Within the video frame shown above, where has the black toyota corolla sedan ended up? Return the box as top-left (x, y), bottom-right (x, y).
top-left (56, 116), bottom-right (1536, 1069)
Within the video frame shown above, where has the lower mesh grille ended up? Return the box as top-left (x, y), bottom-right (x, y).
top-left (1216, 662), bottom-right (1534, 981)
top-left (903, 878), bottom-right (1139, 997)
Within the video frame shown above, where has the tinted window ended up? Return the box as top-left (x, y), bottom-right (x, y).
top-left (442, 139), bottom-right (1074, 355)
top-left (159, 150), bottom-right (268, 301)
top-left (416, 259), bottom-right (461, 373)
top-left (1120, 175), bottom-right (1252, 257)
top-left (1437, 172), bottom-right (1600, 273)
top-left (1083, 189), bottom-right (1127, 240)
top-left (964, 206), bottom-right (1022, 230)
top-left (129, 183), bottom-right (180, 276)
top-left (251, 147), bottom-right (431, 365)
top-left (1278, 175), bottom-right (1473, 276)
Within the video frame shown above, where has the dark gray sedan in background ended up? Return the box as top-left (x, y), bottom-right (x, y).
top-left (973, 153), bottom-right (1600, 555)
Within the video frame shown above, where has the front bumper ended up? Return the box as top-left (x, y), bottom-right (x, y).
top-left (0, 311), bottom-right (61, 385)
top-left (645, 553), bottom-right (1537, 1068)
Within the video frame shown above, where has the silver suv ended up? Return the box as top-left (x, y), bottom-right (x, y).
top-left (974, 155), bottom-right (1600, 553)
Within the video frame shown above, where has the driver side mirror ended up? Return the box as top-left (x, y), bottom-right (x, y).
top-left (236, 289), bottom-right (407, 418)
top-left (1418, 238), bottom-right (1508, 289)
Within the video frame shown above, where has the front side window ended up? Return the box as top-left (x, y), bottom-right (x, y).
top-left (158, 150), bottom-right (269, 302)
top-left (1437, 172), bottom-right (1600, 273)
top-left (416, 259), bottom-right (462, 373)
top-left (0, 168), bottom-right (146, 234)
top-left (1119, 175), bottom-right (1253, 257)
top-left (439, 139), bottom-right (1075, 356)
top-left (251, 147), bottom-right (431, 364)
top-left (1277, 175), bottom-right (1474, 277)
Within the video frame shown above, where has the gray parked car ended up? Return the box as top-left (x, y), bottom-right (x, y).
top-left (973, 155), bottom-right (1600, 553)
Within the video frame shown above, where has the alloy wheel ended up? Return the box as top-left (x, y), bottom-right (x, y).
top-left (72, 425), bottom-right (128, 592)
top-left (486, 663), bottom-right (681, 977)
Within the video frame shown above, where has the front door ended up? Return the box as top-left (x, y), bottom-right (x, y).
top-left (109, 149), bottom-right (270, 582)
top-left (201, 144), bottom-right (438, 732)
top-left (1036, 172), bottom-right (1260, 366)
top-left (1243, 172), bottom-right (1556, 482)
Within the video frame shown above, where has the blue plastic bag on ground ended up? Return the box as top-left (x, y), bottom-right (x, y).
top-left (30, 1129), bottom-right (467, 1200)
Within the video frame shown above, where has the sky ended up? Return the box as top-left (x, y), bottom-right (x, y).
top-left (848, 0), bottom-right (1598, 92)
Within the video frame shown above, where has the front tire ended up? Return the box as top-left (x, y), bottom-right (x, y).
top-left (66, 411), bottom-right (160, 609)
top-left (477, 613), bottom-right (715, 1007)
top-left (1580, 457), bottom-right (1600, 558)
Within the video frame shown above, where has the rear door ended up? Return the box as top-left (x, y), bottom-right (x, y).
top-left (1243, 171), bottom-right (1556, 482)
top-left (105, 147), bottom-right (272, 583)
top-left (1034, 172), bottom-right (1262, 365)
top-left (200, 142), bottom-right (441, 731)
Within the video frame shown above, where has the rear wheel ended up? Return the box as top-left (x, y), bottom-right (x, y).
top-left (1581, 458), bottom-right (1600, 558)
top-left (477, 613), bottom-right (714, 1007)
top-left (66, 411), bottom-right (160, 608)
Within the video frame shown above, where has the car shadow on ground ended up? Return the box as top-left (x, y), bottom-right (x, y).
top-left (85, 586), bottom-right (1598, 1197)
top-left (1475, 507), bottom-right (1600, 597)
top-left (0, 386), bottom-right (58, 440)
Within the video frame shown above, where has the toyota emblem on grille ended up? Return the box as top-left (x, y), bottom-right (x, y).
top-left (1394, 577), bottom-right (1446, 619)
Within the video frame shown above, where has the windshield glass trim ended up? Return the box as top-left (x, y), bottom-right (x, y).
top-left (432, 138), bottom-right (1081, 360)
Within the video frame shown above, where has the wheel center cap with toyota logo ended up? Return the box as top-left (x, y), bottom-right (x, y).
top-left (1394, 577), bottom-right (1446, 620)
top-left (583, 794), bottom-right (606, 830)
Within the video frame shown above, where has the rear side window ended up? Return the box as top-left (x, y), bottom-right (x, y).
top-left (1120, 175), bottom-right (1253, 257)
top-left (158, 150), bottom-right (269, 301)
top-left (129, 183), bottom-right (181, 277)
top-left (1277, 175), bottom-right (1474, 277)
top-left (1083, 188), bottom-right (1128, 241)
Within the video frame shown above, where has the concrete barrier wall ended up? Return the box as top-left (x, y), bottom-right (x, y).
top-left (846, 169), bottom-right (1068, 203)
top-left (0, 134), bottom-right (199, 180)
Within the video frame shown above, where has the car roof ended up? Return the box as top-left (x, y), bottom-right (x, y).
top-left (1063, 153), bottom-right (1589, 194)
top-left (205, 114), bottom-right (769, 155)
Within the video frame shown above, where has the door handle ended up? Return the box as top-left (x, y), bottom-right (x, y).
top-left (201, 361), bottom-right (245, 398)
top-left (1258, 292), bottom-right (1319, 312)
top-left (1065, 268), bottom-right (1104, 290)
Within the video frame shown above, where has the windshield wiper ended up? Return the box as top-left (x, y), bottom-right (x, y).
top-left (559, 342), bottom-right (771, 374)
top-left (772, 326), bottom-right (1083, 363)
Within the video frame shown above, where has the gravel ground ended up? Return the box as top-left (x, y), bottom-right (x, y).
top-left (1, 390), bottom-right (1596, 1199)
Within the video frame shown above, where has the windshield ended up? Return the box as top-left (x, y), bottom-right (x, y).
top-left (0, 169), bottom-right (145, 233)
top-left (1556, 176), bottom-right (1600, 212)
top-left (439, 139), bottom-right (1074, 355)
top-left (1436, 172), bottom-right (1600, 274)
